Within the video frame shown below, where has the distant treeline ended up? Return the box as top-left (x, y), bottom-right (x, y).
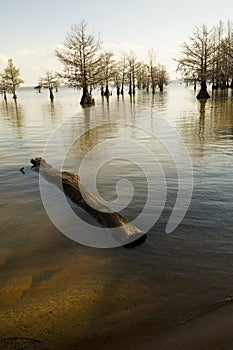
top-left (54, 20), bottom-right (169, 106)
top-left (0, 20), bottom-right (169, 105)
top-left (1, 19), bottom-right (233, 104)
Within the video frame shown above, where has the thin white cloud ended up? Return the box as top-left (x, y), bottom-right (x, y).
top-left (8, 46), bottom-right (62, 86)
top-left (17, 48), bottom-right (36, 57)
top-left (0, 54), bottom-right (9, 70)
top-left (103, 42), bottom-right (147, 60)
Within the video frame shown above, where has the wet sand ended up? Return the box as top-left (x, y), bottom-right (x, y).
top-left (1, 298), bottom-right (233, 349)
top-left (1, 205), bottom-right (233, 350)
top-left (133, 303), bottom-right (233, 350)
top-left (42, 303), bottom-right (233, 350)
top-left (1, 224), bottom-right (233, 350)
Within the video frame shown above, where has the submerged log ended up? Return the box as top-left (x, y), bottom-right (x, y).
top-left (30, 157), bottom-right (147, 248)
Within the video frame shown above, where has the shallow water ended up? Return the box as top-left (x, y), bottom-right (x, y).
top-left (0, 84), bottom-right (233, 348)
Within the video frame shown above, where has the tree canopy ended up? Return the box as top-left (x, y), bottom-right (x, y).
top-left (56, 20), bottom-right (102, 106)
top-left (1, 59), bottom-right (24, 100)
top-left (177, 21), bottom-right (233, 99)
top-left (55, 20), bottom-right (169, 105)
top-left (39, 71), bottom-right (60, 100)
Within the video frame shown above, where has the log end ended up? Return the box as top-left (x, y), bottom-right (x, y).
top-left (123, 233), bottom-right (147, 249)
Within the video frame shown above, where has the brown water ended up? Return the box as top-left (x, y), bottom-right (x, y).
top-left (0, 84), bottom-right (233, 349)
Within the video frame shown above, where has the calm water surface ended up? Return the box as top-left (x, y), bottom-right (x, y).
top-left (0, 83), bottom-right (233, 348)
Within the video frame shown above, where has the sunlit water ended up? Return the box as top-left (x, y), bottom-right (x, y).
top-left (0, 83), bottom-right (233, 348)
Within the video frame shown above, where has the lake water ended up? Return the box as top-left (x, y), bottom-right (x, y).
top-left (0, 83), bottom-right (233, 349)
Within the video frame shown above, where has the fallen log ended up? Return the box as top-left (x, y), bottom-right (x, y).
top-left (30, 157), bottom-right (147, 248)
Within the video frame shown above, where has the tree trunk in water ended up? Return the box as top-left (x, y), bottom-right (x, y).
top-left (120, 83), bottom-right (124, 95)
top-left (128, 80), bottom-right (132, 95)
top-left (220, 81), bottom-right (227, 90)
top-left (159, 85), bottom-right (163, 92)
top-left (80, 87), bottom-right (95, 106)
top-left (13, 89), bottom-right (17, 100)
top-left (104, 84), bottom-right (110, 97)
top-left (128, 73), bottom-right (132, 95)
top-left (3, 91), bottom-right (7, 101)
top-left (49, 88), bottom-right (54, 101)
top-left (100, 86), bottom-right (104, 96)
top-left (196, 81), bottom-right (210, 99)
top-left (132, 74), bottom-right (135, 95)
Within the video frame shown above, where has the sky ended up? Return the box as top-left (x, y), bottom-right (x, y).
top-left (0, 0), bottom-right (233, 86)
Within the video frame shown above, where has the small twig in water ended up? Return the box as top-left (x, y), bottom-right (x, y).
top-left (0, 337), bottom-right (42, 343)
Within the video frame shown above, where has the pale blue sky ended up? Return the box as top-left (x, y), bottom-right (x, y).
top-left (1, 0), bottom-right (232, 85)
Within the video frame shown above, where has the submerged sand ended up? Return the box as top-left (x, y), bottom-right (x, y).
top-left (1, 230), bottom-right (233, 350)
top-left (1, 205), bottom-right (233, 350)
top-left (1, 301), bottom-right (233, 349)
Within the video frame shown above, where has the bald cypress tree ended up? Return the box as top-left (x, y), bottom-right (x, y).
top-left (56, 20), bottom-right (102, 106)
top-left (3, 59), bottom-right (24, 100)
top-left (177, 25), bottom-right (215, 99)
